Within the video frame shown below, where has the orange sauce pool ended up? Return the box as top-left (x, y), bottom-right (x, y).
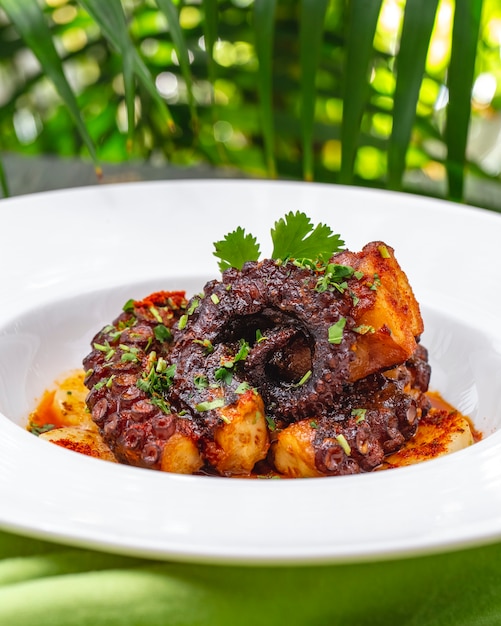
top-left (428, 391), bottom-right (482, 442)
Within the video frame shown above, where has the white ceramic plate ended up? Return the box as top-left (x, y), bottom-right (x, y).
top-left (1, 180), bottom-right (501, 565)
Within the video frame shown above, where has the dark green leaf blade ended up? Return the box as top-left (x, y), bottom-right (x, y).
top-left (201, 0), bottom-right (218, 91)
top-left (0, 0), bottom-right (99, 168)
top-left (253, 0), bottom-right (277, 178)
top-left (154, 0), bottom-right (198, 133)
top-left (0, 155), bottom-right (8, 198)
top-left (271, 211), bottom-right (344, 261)
top-left (78, 0), bottom-right (176, 133)
top-left (445, 0), bottom-right (483, 201)
top-left (387, 0), bottom-right (439, 191)
top-left (299, 0), bottom-right (329, 181)
top-left (339, 0), bottom-right (383, 184)
top-left (213, 227), bottom-right (261, 272)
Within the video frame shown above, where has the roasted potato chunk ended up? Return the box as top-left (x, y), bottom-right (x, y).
top-left (272, 420), bottom-right (322, 478)
top-left (336, 242), bottom-right (424, 381)
top-left (160, 432), bottom-right (204, 475)
top-left (40, 426), bottom-right (117, 462)
top-left (206, 389), bottom-right (270, 476)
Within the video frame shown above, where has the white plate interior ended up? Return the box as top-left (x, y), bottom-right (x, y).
top-left (1, 180), bottom-right (501, 564)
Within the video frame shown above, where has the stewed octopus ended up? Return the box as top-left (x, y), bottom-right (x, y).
top-left (78, 241), bottom-right (437, 477)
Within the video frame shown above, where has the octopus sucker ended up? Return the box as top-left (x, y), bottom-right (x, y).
top-left (82, 240), bottom-right (432, 477)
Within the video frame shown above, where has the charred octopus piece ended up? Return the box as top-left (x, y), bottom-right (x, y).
top-left (272, 347), bottom-right (432, 477)
top-left (83, 291), bottom-right (204, 473)
top-left (168, 258), bottom-right (357, 424)
top-left (83, 291), bottom-right (269, 476)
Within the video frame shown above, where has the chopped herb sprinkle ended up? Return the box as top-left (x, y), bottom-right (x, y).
top-left (336, 433), bottom-right (351, 455)
top-left (195, 397), bottom-right (226, 412)
top-left (328, 317), bottom-right (347, 344)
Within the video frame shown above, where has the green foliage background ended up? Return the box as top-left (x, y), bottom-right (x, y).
top-left (0, 0), bottom-right (500, 209)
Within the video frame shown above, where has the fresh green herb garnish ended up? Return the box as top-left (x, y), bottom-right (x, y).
top-left (195, 397), bottom-right (226, 412)
top-left (255, 329), bottom-right (267, 343)
top-left (194, 374), bottom-right (209, 389)
top-left (121, 351), bottom-right (140, 363)
top-left (213, 226), bottom-right (261, 272)
top-left (214, 367), bottom-right (233, 385)
top-left (315, 263), bottom-right (355, 294)
top-left (271, 211), bottom-right (344, 262)
top-left (123, 298), bottom-right (135, 313)
top-left (351, 408), bottom-right (367, 423)
top-left (149, 306), bottom-right (163, 323)
top-left (233, 339), bottom-right (250, 363)
top-left (352, 324), bottom-right (375, 335)
top-left (369, 274), bottom-right (381, 291)
top-left (213, 211), bottom-right (344, 272)
top-left (328, 317), bottom-right (347, 344)
top-left (336, 433), bottom-right (351, 455)
top-left (235, 381), bottom-right (253, 394)
top-left (154, 324), bottom-right (172, 343)
top-left (187, 298), bottom-right (200, 315)
top-left (292, 369), bottom-right (312, 387)
top-left (378, 244), bottom-right (390, 259)
top-left (265, 415), bottom-right (276, 431)
top-left (93, 340), bottom-right (116, 361)
top-left (29, 423), bottom-right (56, 436)
top-left (136, 363), bottom-right (176, 414)
top-left (193, 338), bottom-right (214, 354)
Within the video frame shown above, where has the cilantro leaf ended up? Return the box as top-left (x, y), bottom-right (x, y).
top-left (271, 211), bottom-right (344, 262)
top-left (213, 226), bottom-right (260, 272)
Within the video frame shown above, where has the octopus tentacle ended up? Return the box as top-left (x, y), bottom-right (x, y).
top-left (83, 291), bottom-right (203, 471)
top-left (168, 259), bottom-right (357, 424)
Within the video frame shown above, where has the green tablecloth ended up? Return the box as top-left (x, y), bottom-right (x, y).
top-left (1, 528), bottom-right (500, 625)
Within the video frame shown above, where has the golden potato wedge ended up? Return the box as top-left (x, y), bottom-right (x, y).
top-left (39, 426), bottom-right (117, 462)
top-left (380, 409), bottom-right (474, 469)
top-left (207, 389), bottom-right (270, 476)
top-left (52, 370), bottom-right (96, 430)
top-left (160, 432), bottom-right (204, 475)
top-left (272, 420), bottom-right (322, 478)
top-left (335, 242), bottom-right (424, 381)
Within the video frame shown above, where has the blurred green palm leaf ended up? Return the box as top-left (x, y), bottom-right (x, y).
top-left (339, 0), bottom-right (383, 184)
top-left (201, 0), bottom-right (218, 93)
top-left (153, 0), bottom-right (198, 133)
top-left (299, 0), bottom-right (329, 182)
top-left (253, 0), bottom-right (277, 178)
top-left (387, 0), bottom-right (439, 190)
top-left (78, 0), bottom-right (135, 149)
top-left (446, 0), bottom-right (484, 201)
top-left (78, 0), bottom-right (176, 135)
top-left (0, 157), bottom-right (8, 198)
top-left (0, 0), bottom-right (100, 169)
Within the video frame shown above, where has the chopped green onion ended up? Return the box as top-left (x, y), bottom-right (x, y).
top-left (328, 317), bottom-right (347, 344)
top-left (336, 433), bottom-right (351, 455)
top-left (195, 397), bottom-right (226, 412)
top-left (378, 245), bottom-right (390, 259)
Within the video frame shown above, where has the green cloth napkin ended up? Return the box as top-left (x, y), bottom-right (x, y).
top-left (0, 530), bottom-right (500, 625)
